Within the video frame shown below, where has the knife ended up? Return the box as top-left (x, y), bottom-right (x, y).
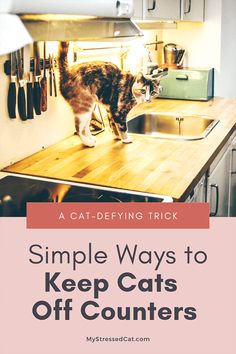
top-left (175, 49), bottom-right (185, 66)
top-left (16, 48), bottom-right (27, 121)
top-left (7, 51), bottom-right (17, 119)
top-left (24, 45), bottom-right (34, 119)
top-left (33, 42), bottom-right (41, 115)
top-left (49, 54), bottom-right (53, 97)
top-left (52, 54), bottom-right (57, 97)
top-left (40, 41), bottom-right (47, 112)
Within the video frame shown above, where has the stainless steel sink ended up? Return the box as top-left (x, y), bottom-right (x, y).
top-left (128, 113), bottom-right (219, 140)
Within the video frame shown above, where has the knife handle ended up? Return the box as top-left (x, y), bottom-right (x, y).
top-left (53, 72), bottom-right (57, 97)
top-left (27, 82), bottom-right (34, 119)
top-left (18, 86), bottom-right (27, 121)
top-left (40, 77), bottom-right (47, 112)
top-left (33, 82), bottom-right (41, 115)
top-left (49, 72), bottom-right (53, 96)
top-left (8, 82), bottom-right (16, 119)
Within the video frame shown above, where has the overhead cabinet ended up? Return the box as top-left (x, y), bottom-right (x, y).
top-left (133, 0), bottom-right (205, 21)
top-left (143, 0), bottom-right (180, 20)
top-left (181, 0), bottom-right (205, 22)
top-left (133, 0), bottom-right (143, 19)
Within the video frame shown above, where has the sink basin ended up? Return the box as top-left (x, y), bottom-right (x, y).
top-left (128, 113), bottom-right (219, 140)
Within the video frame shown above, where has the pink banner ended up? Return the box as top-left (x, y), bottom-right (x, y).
top-left (0, 218), bottom-right (235, 354)
top-left (27, 202), bottom-right (209, 229)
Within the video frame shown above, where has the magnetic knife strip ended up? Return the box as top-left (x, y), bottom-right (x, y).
top-left (4, 58), bottom-right (57, 75)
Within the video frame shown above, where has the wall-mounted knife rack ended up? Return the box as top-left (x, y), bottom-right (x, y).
top-left (4, 58), bottom-right (57, 76)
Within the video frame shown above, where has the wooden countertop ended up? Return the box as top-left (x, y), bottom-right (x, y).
top-left (3, 97), bottom-right (236, 201)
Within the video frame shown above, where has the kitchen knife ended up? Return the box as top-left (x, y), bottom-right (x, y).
top-left (7, 51), bottom-right (17, 119)
top-left (23, 44), bottom-right (34, 119)
top-left (33, 42), bottom-right (41, 115)
top-left (52, 54), bottom-right (57, 97)
top-left (40, 41), bottom-right (47, 112)
top-left (16, 48), bottom-right (27, 121)
top-left (175, 49), bottom-right (185, 65)
top-left (49, 54), bottom-right (53, 97)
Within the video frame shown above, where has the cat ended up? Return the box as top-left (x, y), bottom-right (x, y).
top-left (58, 42), bottom-right (162, 147)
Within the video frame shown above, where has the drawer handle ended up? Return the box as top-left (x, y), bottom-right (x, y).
top-left (210, 183), bottom-right (219, 216)
top-left (231, 148), bottom-right (236, 174)
top-left (148, 0), bottom-right (156, 11)
top-left (184, 0), bottom-right (192, 14)
top-left (176, 74), bottom-right (189, 81)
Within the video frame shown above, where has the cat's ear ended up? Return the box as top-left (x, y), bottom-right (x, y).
top-left (151, 71), bottom-right (167, 83)
top-left (135, 72), bottom-right (146, 83)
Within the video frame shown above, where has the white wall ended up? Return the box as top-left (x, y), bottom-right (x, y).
top-left (217, 0), bottom-right (236, 97)
top-left (0, 53), bottom-right (75, 169)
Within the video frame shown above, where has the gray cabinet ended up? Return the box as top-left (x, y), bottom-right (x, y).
top-left (186, 147), bottom-right (231, 215)
top-left (186, 131), bottom-right (236, 216)
top-left (229, 138), bottom-right (236, 216)
top-left (181, 0), bottom-right (205, 22)
top-left (143, 0), bottom-right (180, 20)
top-left (133, 0), bottom-right (143, 19)
top-left (207, 147), bottom-right (231, 217)
top-left (185, 175), bottom-right (206, 203)
top-left (206, 131), bottom-right (236, 217)
top-left (133, 0), bottom-right (205, 22)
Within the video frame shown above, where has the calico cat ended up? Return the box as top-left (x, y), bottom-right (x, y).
top-left (58, 42), bottom-right (162, 147)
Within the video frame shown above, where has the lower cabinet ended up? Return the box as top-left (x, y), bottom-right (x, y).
top-left (229, 137), bottom-right (236, 216)
top-left (185, 175), bottom-right (206, 203)
top-left (186, 131), bottom-right (236, 216)
top-left (206, 146), bottom-right (231, 216)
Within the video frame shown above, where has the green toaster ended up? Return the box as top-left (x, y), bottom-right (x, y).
top-left (158, 68), bottom-right (214, 101)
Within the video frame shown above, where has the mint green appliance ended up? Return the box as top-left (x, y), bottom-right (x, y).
top-left (158, 68), bottom-right (214, 101)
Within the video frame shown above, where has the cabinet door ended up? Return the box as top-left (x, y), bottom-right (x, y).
top-left (207, 147), bottom-right (231, 217)
top-left (143, 0), bottom-right (180, 20)
top-left (184, 175), bottom-right (206, 203)
top-left (229, 145), bottom-right (236, 216)
top-left (193, 175), bottom-right (206, 202)
top-left (133, 0), bottom-right (143, 19)
top-left (181, 0), bottom-right (205, 22)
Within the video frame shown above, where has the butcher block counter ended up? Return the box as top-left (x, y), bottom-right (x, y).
top-left (3, 97), bottom-right (236, 201)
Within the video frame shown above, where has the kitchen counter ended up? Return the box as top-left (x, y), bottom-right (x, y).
top-left (3, 97), bottom-right (236, 201)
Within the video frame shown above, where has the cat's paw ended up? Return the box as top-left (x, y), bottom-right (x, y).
top-left (113, 134), bottom-right (122, 140)
top-left (120, 132), bottom-right (133, 144)
top-left (122, 136), bottom-right (133, 144)
top-left (91, 135), bottom-right (97, 143)
top-left (79, 134), bottom-right (96, 148)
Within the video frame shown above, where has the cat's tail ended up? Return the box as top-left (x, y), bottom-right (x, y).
top-left (58, 41), bottom-right (70, 77)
